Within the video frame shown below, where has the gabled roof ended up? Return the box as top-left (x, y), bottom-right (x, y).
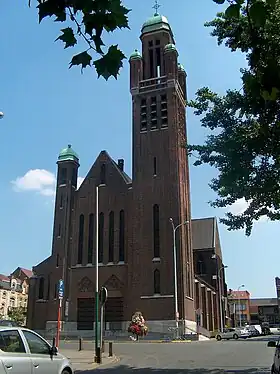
top-left (0, 274), bottom-right (10, 282)
top-left (191, 217), bottom-right (222, 259)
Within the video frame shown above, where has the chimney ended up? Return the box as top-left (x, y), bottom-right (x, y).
top-left (118, 159), bottom-right (124, 171)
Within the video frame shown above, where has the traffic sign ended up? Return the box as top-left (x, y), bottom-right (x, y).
top-left (99, 286), bottom-right (108, 305)
top-left (58, 279), bottom-right (64, 299)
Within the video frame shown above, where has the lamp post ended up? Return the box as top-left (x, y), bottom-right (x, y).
top-left (218, 265), bottom-right (228, 333)
top-left (0, 112), bottom-right (4, 119)
top-left (95, 185), bottom-right (100, 363)
top-left (169, 218), bottom-right (189, 339)
top-left (238, 284), bottom-right (245, 327)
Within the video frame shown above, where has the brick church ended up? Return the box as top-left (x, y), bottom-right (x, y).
top-left (27, 9), bottom-right (228, 337)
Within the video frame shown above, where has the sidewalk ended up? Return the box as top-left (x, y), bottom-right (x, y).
top-left (59, 349), bottom-right (119, 372)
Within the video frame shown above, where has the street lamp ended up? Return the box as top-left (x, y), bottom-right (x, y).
top-left (238, 284), bottom-right (245, 327)
top-left (169, 218), bottom-right (189, 339)
top-left (218, 265), bottom-right (228, 333)
top-left (0, 111), bottom-right (4, 119)
top-left (95, 185), bottom-right (100, 363)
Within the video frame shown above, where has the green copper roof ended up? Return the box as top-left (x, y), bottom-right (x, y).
top-left (58, 144), bottom-right (79, 162)
top-left (141, 13), bottom-right (171, 35)
top-left (164, 43), bottom-right (177, 53)
top-left (130, 49), bottom-right (142, 60)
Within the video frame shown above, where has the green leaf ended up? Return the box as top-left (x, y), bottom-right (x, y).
top-left (213, 0), bottom-right (225, 4)
top-left (262, 87), bottom-right (279, 101)
top-left (225, 4), bottom-right (241, 19)
top-left (266, 0), bottom-right (277, 7)
top-left (56, 28), bottom-right (77, 49)
top-left (94, 45), bottom-right (126, 80)
top-left (70, 51), bottom-right (92, 70)
top-left (249, 1), bottom-right (267, 27)
top-left (37, 0), bottom-right (66, 23)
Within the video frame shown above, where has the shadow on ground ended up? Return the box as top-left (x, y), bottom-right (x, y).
top-left (75, 364), bottom-right (271, 373)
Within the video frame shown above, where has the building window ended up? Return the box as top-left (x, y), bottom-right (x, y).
top-left (108, 211), bottom-right (114, 263)
top-left (88, 213), bottom-right (94, 264)
top-left (148, 40), bottom-right (153, 47)
top-left (119, 210), bottom-right (125, 262)
top-left (154, 269), bottom-right (160, 294)
top-left (71, 168), bottom-right (78, 188)
top-left (60, 168), bottom-right (67, 185)
top-left (38, 277), bottom-right (44, 300)
top-left (153, 204), bottom-right (160, 258)
top-left (156, 47), bottom-right (161, 77)
top-left (54, 283), bottom-right (57, 299)
top-left (98, 212), bottom-right (104, 263)
top-left (153, 157), bottom-right (157, 176)
top-left (77, 214), bottom-right (84, 264)
top-left (59, 195), bottom-right (63, 209)
top-left (161, 94), bottom-right (168, 128)
top-left (57, 224), bottom-right (61, 237)
top-left (150, 96), bottom-right (158, 129)
top-left (149, 49), bottom-right (154, 78)
top-left (140, 98), bottom-right (147, 131)
top-left (197, 255), bottom-right (206, 275)
top-left (100, 164), bottom-right (106, 184)
top-left (47, 275), bottom-right (50, 300)
top-left (56, 254), bottom-right (59, 268)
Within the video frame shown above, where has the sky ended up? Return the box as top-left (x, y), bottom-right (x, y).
top-left (0, 0), bottom-right (278, 298)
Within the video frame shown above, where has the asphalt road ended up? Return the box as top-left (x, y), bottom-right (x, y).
top-left (70, 335), bottom-right (277, 374)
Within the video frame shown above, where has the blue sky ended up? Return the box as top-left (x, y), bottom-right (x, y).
top-left (0, 0), bottom-right (278, 298)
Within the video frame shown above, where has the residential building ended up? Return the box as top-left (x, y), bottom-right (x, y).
top-left (27, 9), bottom-right (227, 337)
top-left (250, 298), bottom-right (280, 326)
top-left (228, 290), bottom-right (250, 327)
top-left (0, 267), bottom-right (32, 319)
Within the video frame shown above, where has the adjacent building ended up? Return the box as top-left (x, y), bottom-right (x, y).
top-left (250, 298), bottom-right (280, 326)
top-left (228, 290), bottom-right (250, 327)
top-left (27, 10), bottom-right (227, 337)
top-left (0, 267), bottom-right (32, 319)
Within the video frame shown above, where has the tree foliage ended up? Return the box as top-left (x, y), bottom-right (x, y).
top-left (8, 307), bottom-right (27, 326)
top-left (188, 0), bottom-right (280, 235)
top-left (29, 0), bottom-right (130, 78)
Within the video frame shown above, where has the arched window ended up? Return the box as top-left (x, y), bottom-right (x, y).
top-left (100, 164), bottom-right (106, 184)
top-left (154, 269), bottom-right (160, 294)
top-left (98, 213), bottom-right (104, 263)
top-left (119, 210), bottom-right (125, 262)
top-left (88, 214), bottom-right (94, 264)
top-left (108, 211), bottom-right (114, 262)
top-left (153, 204), bottom-right (160, 258)
top-left (38, 277), bottom-right (45, 300)
top-left (77, 214), bottom-right (84, 264)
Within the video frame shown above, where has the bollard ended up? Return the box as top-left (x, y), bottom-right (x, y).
top-left (78, 337), bottom-right (83, 351)
top-left (102, 339), bottom-right (105, 353)
top-left (109, 341), bottom-right (113, 357)
top-left (95, 347), bottom-right (102, 364)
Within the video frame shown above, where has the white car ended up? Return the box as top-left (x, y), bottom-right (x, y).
top-left (216, 327), bottom-right (250, 341)
top-left (0, 326), bottom-right (73, 374)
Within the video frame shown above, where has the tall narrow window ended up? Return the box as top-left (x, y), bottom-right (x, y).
top-left (154, 269), bottom-right (160, 294)
top-left (88, 213), bottom-right (94, 264)
top-left (149, 49), bottom-right (154, 78)
top-left (140, 98), bottom-right (147, 131)
top-left (56, 254), bottom-right (59, 267)
top-left (59, 195), bottom-right (63, 209)
top-left (153, 204), bottom-right (160, 258)
top-left (98, 212), bottom-right (104, 263)
top-left (60, 168), bottom-right (67, 185)
top-left (153, 157), bottom-right (157, 176)
top-left (100, 164), bottom-right (106, 184)
top-left (38, 277), bottom-right (44, 300)
top-left (108, 211), bottom-right (114, 263)
top-left (150, 96), bottom-right (158, 129)
top-left (54, 283), bottom-right (57, 299)
top-left (57, 224), bottom-right (61, 237)
top-left (156, 47), bottom-right (161, 77)
top-left (119, 210), bottom-right (125, 262)
top-left (71, 168), bottom-right (78, 188)
top-left (161, 94), bottom-right (168, 128)
top-left (77, 214), bottom-right (84, 264)
top-left (46, 275), bottom-right (50, 300)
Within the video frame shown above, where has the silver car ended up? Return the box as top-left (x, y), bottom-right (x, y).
top-left (0, 326), bottom-right (73, 374)
top-left (216, 327), bottom-right (250, 341)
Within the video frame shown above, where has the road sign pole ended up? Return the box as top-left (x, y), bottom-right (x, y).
top-left (56, 279), bottom-right (64, 348)
top-left (99, 286), bottom-right (107, 355)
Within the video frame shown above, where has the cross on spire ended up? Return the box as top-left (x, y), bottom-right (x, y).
top-left (153, 0), bottom-right (161, 15)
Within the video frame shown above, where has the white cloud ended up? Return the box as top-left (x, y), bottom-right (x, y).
top-left (77, 177), bottom-right (84, 189)
top-left (225, 198), bottom-right (268, 223)
top-left (11, 169), bottom-right (56, 196)
top-left (12, 169), bottom-right (85, 197)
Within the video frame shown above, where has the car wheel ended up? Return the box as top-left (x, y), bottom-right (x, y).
top-left (216, 335), bottom-right (222, 341)
top-left (62, 370), bottom-right (72, 374)
top-left (271, 364), bottom-right (276, 374)
top-left (233, 334), bottom-right (238, 340)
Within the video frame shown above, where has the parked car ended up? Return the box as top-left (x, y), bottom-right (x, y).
top-left (0, 326), bottom-right (73, 374)
top-left (0, 321), bottom-right (18, 327)
top-left (244, 325), bottom-right (260, 337)
top-left (267, 338), bottom-right (280, 373)
top-left (216, 328), bottom-right (250, 341)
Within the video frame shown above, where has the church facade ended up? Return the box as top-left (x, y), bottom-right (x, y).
top-left (27, 11), bottom-right (227, 337)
